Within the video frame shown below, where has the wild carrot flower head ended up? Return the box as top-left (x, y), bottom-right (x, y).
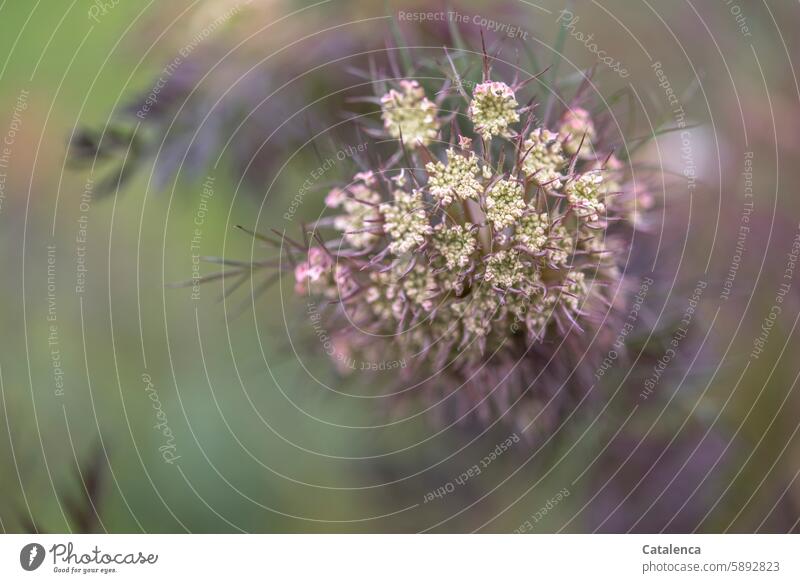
top-left (274, 59), bottom-right (650, 436)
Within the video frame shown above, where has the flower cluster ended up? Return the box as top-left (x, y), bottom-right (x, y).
top-left (485, 179), bottom-right (527, 230)
top-left (325, 173), bottom-right (382, 248)
top-left (380, 80), bottom-right (439, 147)
top-left (284, 69), bottom-right (644, 433)
top-left (565, 171), bottom-right (606, 222)
top-left (468, 81), bottom-right (520, 139)
top-left (433, 223), bottom-right (477, 270)
top-left (559, 107), bottom-right (596, 156)
top-left (516, 212), bottom-right (550, 253)
top-left (522, 128), bottom-right (566, 188)
top-left (380, 189), bottom-right (432, 254)
top-left (426, 148), bottom-right (483, 205)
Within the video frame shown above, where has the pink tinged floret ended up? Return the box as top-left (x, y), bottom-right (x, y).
top-left (294, 247), bottom-right (333, 293)
top-left (354, 171), bottom-right (376, 186)
top-left (307, 247), bottom-right (332, 278)
top-left (325, 187), bottom-right (346, 208)
top-left (559, 107), bottom-right (596, 156)
top-left (294, 263), bottom-right (310, 294)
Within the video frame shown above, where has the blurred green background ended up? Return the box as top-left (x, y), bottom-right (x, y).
top-left (1, 0), bottom-right (799, 533)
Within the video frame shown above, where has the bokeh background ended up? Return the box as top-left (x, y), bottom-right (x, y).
top-left (1, 0), bottom-right (799, 533)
